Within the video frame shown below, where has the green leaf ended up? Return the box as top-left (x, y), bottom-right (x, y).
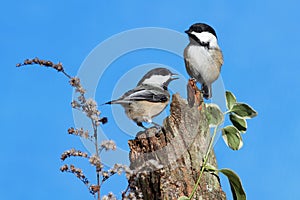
top-left (231, 103), bottom-right (258, 119)
top-left (225, 91), bottom-right (237, 110)
top-left (222, 126), bottom-right (243, 150)
top-left (229, 114), bottom-right (247, 133)
top-left (206, 103), bottom-right (224, 127)
top-left (219, 168), bottom-right (246, 200)
top-left (178, 196), bottom-right (189, 200)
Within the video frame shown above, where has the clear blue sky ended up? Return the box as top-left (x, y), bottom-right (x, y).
top-left (1, 0), bottom-right (300, 199)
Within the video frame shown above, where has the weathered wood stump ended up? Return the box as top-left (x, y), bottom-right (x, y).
top-left (128, 94), bottom-right (226, 200)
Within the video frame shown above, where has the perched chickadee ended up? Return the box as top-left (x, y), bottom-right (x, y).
top-left (184, 23), bottom-right (223, 100)
top-left (104, 68), bottom-right (178, 129)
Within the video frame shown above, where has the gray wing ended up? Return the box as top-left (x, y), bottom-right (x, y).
top-left (110, 85), bottom-right (169, 104)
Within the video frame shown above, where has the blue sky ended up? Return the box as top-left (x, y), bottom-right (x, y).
top-left (1, 0), bottom-right (300, 199)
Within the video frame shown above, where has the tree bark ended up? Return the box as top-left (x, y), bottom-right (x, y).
top-left (127, 94), bottom-right (226, 200)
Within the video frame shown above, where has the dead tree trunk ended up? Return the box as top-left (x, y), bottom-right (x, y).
top-left (127, 94), bottom-right (226, 200)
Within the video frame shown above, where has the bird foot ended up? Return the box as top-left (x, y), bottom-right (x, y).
top-left (151, 122), bottom-right (163, 133)
top-left (137, 121), bottom-right (164, 135)
top-left (136, 122), bottom-right (147, 130)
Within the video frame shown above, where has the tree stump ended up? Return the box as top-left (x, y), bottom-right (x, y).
top-left (128, 94), bottom-right (226, 200)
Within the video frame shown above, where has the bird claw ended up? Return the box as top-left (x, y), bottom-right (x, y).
top-left (151, 122), bottom-right (164, 134)
top-left (136, 122), bottom-right (147, 130)
top-left (137, 121), bottom-right (164, 135)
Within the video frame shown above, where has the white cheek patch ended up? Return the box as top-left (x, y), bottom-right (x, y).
top-left (142, 75), bottom-right (170, 86)
top-left (191, 31), bottom-right (218, 48)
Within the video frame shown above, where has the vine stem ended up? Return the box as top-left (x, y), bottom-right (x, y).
top-left (188, 124), bottom-right (220, 199)
top-left (223, 110), bottom-right (230, 115)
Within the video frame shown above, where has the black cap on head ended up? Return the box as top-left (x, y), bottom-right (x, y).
top-left (185, 23), bottom-right (217, 38)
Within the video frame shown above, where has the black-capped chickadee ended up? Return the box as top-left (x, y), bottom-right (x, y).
top-left (184, 23), bottom-right (223, 100)
top-left (104, 68), bottom-right (178, 129)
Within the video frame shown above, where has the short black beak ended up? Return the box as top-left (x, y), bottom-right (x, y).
top-left (185, 29), bottom-right (191, 34)
top-left (171, 73), bottom-right (179, 80)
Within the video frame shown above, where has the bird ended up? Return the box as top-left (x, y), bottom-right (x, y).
top-left (184, 23), bottom-right (223, 103)
top-left (104, 68), bottom-right (178, 129)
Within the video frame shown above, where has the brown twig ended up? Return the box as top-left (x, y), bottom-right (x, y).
top-left (16, 57), bottom-right (72, 79)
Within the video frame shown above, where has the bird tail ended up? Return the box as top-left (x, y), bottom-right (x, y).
top-left (101, 99), bottom-right (125, 106)
top-left (202, 84), bottom-right (212, 99)
top-left (100, 100), bottom-right (114, 106)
